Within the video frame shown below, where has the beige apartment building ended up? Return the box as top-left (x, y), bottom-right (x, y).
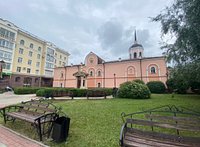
top-left (0, 18), bottom-right (69, 88)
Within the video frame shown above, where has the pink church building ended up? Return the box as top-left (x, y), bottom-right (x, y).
top-left (53, 33), bottom-right (167, 88)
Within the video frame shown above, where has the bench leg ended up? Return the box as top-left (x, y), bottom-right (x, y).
top-left (2, 109), bottom-right (6, 124)
top-left (37, 119), bottom-right (42, 141)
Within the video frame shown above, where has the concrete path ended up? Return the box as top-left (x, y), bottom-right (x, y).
top-left (0, 92), bottom-right (47, 147)
top-left (0, 92), bottom-right (37, 107)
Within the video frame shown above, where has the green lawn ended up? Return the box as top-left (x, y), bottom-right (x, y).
top-left (1, 94), bottom-right (200, 147)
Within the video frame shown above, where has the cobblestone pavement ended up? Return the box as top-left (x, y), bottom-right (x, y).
top-left (0, 125), bottom-right (46, 147)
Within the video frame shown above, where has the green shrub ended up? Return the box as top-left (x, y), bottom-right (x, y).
top-left (146, 81), bottom-right (166, 94)
top-left (117, 81), bottom-right (151, 99)
top-left (166, 78), bottom-right (189, 94)
top-left (86, 88), bottom-right (113, 97)
top-left (134, 79), bottom-right (145, 84)
top-left (14, 87), bottom-right (40, 94)
top-left (69, 89), bottom-right (87, 97)
top-left (190, 81), bottom-right (200, 94)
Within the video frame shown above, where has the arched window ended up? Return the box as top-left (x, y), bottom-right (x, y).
top-left (139, 52), bottom-right (142, 57)
top-left (20, 40), bottom-right (24, 45)
top-left (38, 47), bottom-right (41, 52)
top-left (150, 67), bottom-right (156, 74)
top-left (134, 52), bottom-right (137, 58)
top-left (61, 72), bottom-right (64, 78)
top-left (90, 71), bottom-right (93, 76)
top-left (15, 77), bottom-right (20, 82)
top-left (97, 83), bottom-right (101, 88)
top-left (97, 70), bottom-right (101, 76)
top-left (30, 43), bottom-right (33, 48)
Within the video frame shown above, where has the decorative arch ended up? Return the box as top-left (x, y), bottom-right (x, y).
top-left (127, 66), bottom-right (136, 81)
top-left (148, 64), bottom-right (159, 74)
top-left (88, 68), bottom-right (95, 77)
top-left (97, 69), bottom-right (102, 77)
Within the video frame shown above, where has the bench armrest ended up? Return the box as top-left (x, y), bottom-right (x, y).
top-left (0, 105), bottom-right (23, 116)
top-left (34, 112), bottom-right (58, 123)
top-left (119, 123), bottom-right (127, 146)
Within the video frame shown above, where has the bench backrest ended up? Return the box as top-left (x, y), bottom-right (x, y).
top-left (122, 105), bottom-right (200, 142)
top-left (19, 99), bottom-right (58, 115)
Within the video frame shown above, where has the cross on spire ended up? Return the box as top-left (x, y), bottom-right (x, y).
top-left (134, 30), bottom-right (137, 44)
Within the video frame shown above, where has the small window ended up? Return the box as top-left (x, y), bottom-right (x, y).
top-left (97, 71), bottom-right (101, 76)
top-left (20, 40), bottom-right (24, 45)
top-left (134, 52), bottom-right (137, 58)
top-left (55, 53), bottom-right (57, 57)
top-left (97, 83), bottom-right (101, 88)
top-left (30, 43), bottom-right (33, 48)
top-left (15, 77), bottom-right (20, 82)
top-left (38, 47), bottom-right (41, 52)
top-left (59, 61), bottom-right (61, 65)
top-left (89, 58), bottom-right (94, 64)
top-left (29, 51), bottom-right (33, 57)
top-left (19, 48), bottom-right (23, 54)
top-left (139, 52), bottom-right (142, 57)
top-left (18, 57), bottom-right (23, 63)
top-left (37, 54), bottom-right (40, 59)
top-left (28, 60), bottom-right (32, 65)
top-left (150, 67), bottom-right (156, 74)
top-left (64, 57), bottom-right (66, 60)
top-left (27, 68), bottom-right (31, 73)
top-left (60, 55), bottom-right (62, 59)
top-left (90, 71), bottom-right (93, 76)
top-left (16, 67), bottom-right (21, 72)
top-left (36, 62), bottom-right (40, 67)
top-left (61, 73), bottom-right (64, 78)
top-left (35, 70), bottom-right (39, 74)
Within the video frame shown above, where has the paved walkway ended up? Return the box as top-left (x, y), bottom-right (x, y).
top-left (0, 92), bottom-right (46, 147)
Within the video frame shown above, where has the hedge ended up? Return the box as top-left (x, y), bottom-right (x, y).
top-left (14, 87), bottom-right (40, 94)
top-left (146, 81), bottom-right (166, 94)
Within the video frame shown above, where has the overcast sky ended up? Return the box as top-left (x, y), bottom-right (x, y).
top-left (0, 0), bottom-right (173, 64)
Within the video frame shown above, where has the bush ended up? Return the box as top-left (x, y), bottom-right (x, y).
top-left (190, 81), bottom-right (200, 94)
top-left (166, 78), bottom-right (189, 94)
top-left (69, 89), bottom-right (87, 97)
top-left (117, 81), bottom-right (151, 99)
top-left (146, 81), bottom-right (166, 94)
top-left (134, 79), bottom-right (145, 84)
top-left (14, 87), bottom-right (40, 94)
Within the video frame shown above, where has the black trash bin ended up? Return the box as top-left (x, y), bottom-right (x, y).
top-left (52, 116), bottom-right (70, 142)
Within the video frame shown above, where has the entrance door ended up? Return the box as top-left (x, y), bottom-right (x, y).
top-left (77, 77), bottom-right (81, 88)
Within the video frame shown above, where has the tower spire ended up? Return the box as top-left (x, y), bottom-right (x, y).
top-left (134, 30), bottom-right (137, 44)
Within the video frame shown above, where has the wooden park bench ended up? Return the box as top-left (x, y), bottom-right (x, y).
top-left (0, 99), bottom-right (60, 141)
top-left (120, 105), bottom-right (200, 147)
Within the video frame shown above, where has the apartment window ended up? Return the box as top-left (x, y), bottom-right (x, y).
top-left (0, 39), bottom-right (14, 49)
top-left (62, 62), bottom-right (65, 66)
top-left (29, 51), bottom-right (33, 57)
top-left (55, 59), bottom-right (57, 64)
top-left (36, 62), bottom-right (40, 67)
top-left (18, 57), bottom-right (23, 63)
top-left (20, 40), bottom-right (25, 45)
top-left (19, 48), bottom-right (23, 54)
top-left (3, 63), bottom-right (11, 70)
top-left (60, 55), bottom-right (62, 59)
top-left (55, 53), bottom-right (57, 57)
top-left (0, 50), bottom-right (12, 61)
top-left (35, 70), bottom-right (39, 74)
top-left (59, 61), bottom-right (61, 65)
top-left (38, 47), bottom-right (41, 52)
top-left (16, 67), bottom-right (21, 72)
top-left (64, 57), bottom-right (66, 60)
top-left (37, 54), bottom-right (40, 59)
top-left (28, 60), bottom-right (32, 65)
top-left (27, 68), bottom-right (31, 73)
top-left (30, 43), bottom-right (33, 48)
top-left (15, 77), bottom-right (20, 82)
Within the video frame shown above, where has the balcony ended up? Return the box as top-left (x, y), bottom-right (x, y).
top-left (0, 33), bottom-right (15, 42)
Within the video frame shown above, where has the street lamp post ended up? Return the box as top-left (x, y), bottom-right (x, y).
top-left (114, 73), bottom-right (116, 88)
top-left (0, 60), bottom-right (5, 79)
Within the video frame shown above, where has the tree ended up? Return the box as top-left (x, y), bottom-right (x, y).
top-left (152, 0), bottom-right (200, 64)
top-left (152, 0), bottom-right (200, 92)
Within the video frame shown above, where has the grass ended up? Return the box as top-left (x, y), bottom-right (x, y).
top-left (0, 94), bottom-right (200, 147)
